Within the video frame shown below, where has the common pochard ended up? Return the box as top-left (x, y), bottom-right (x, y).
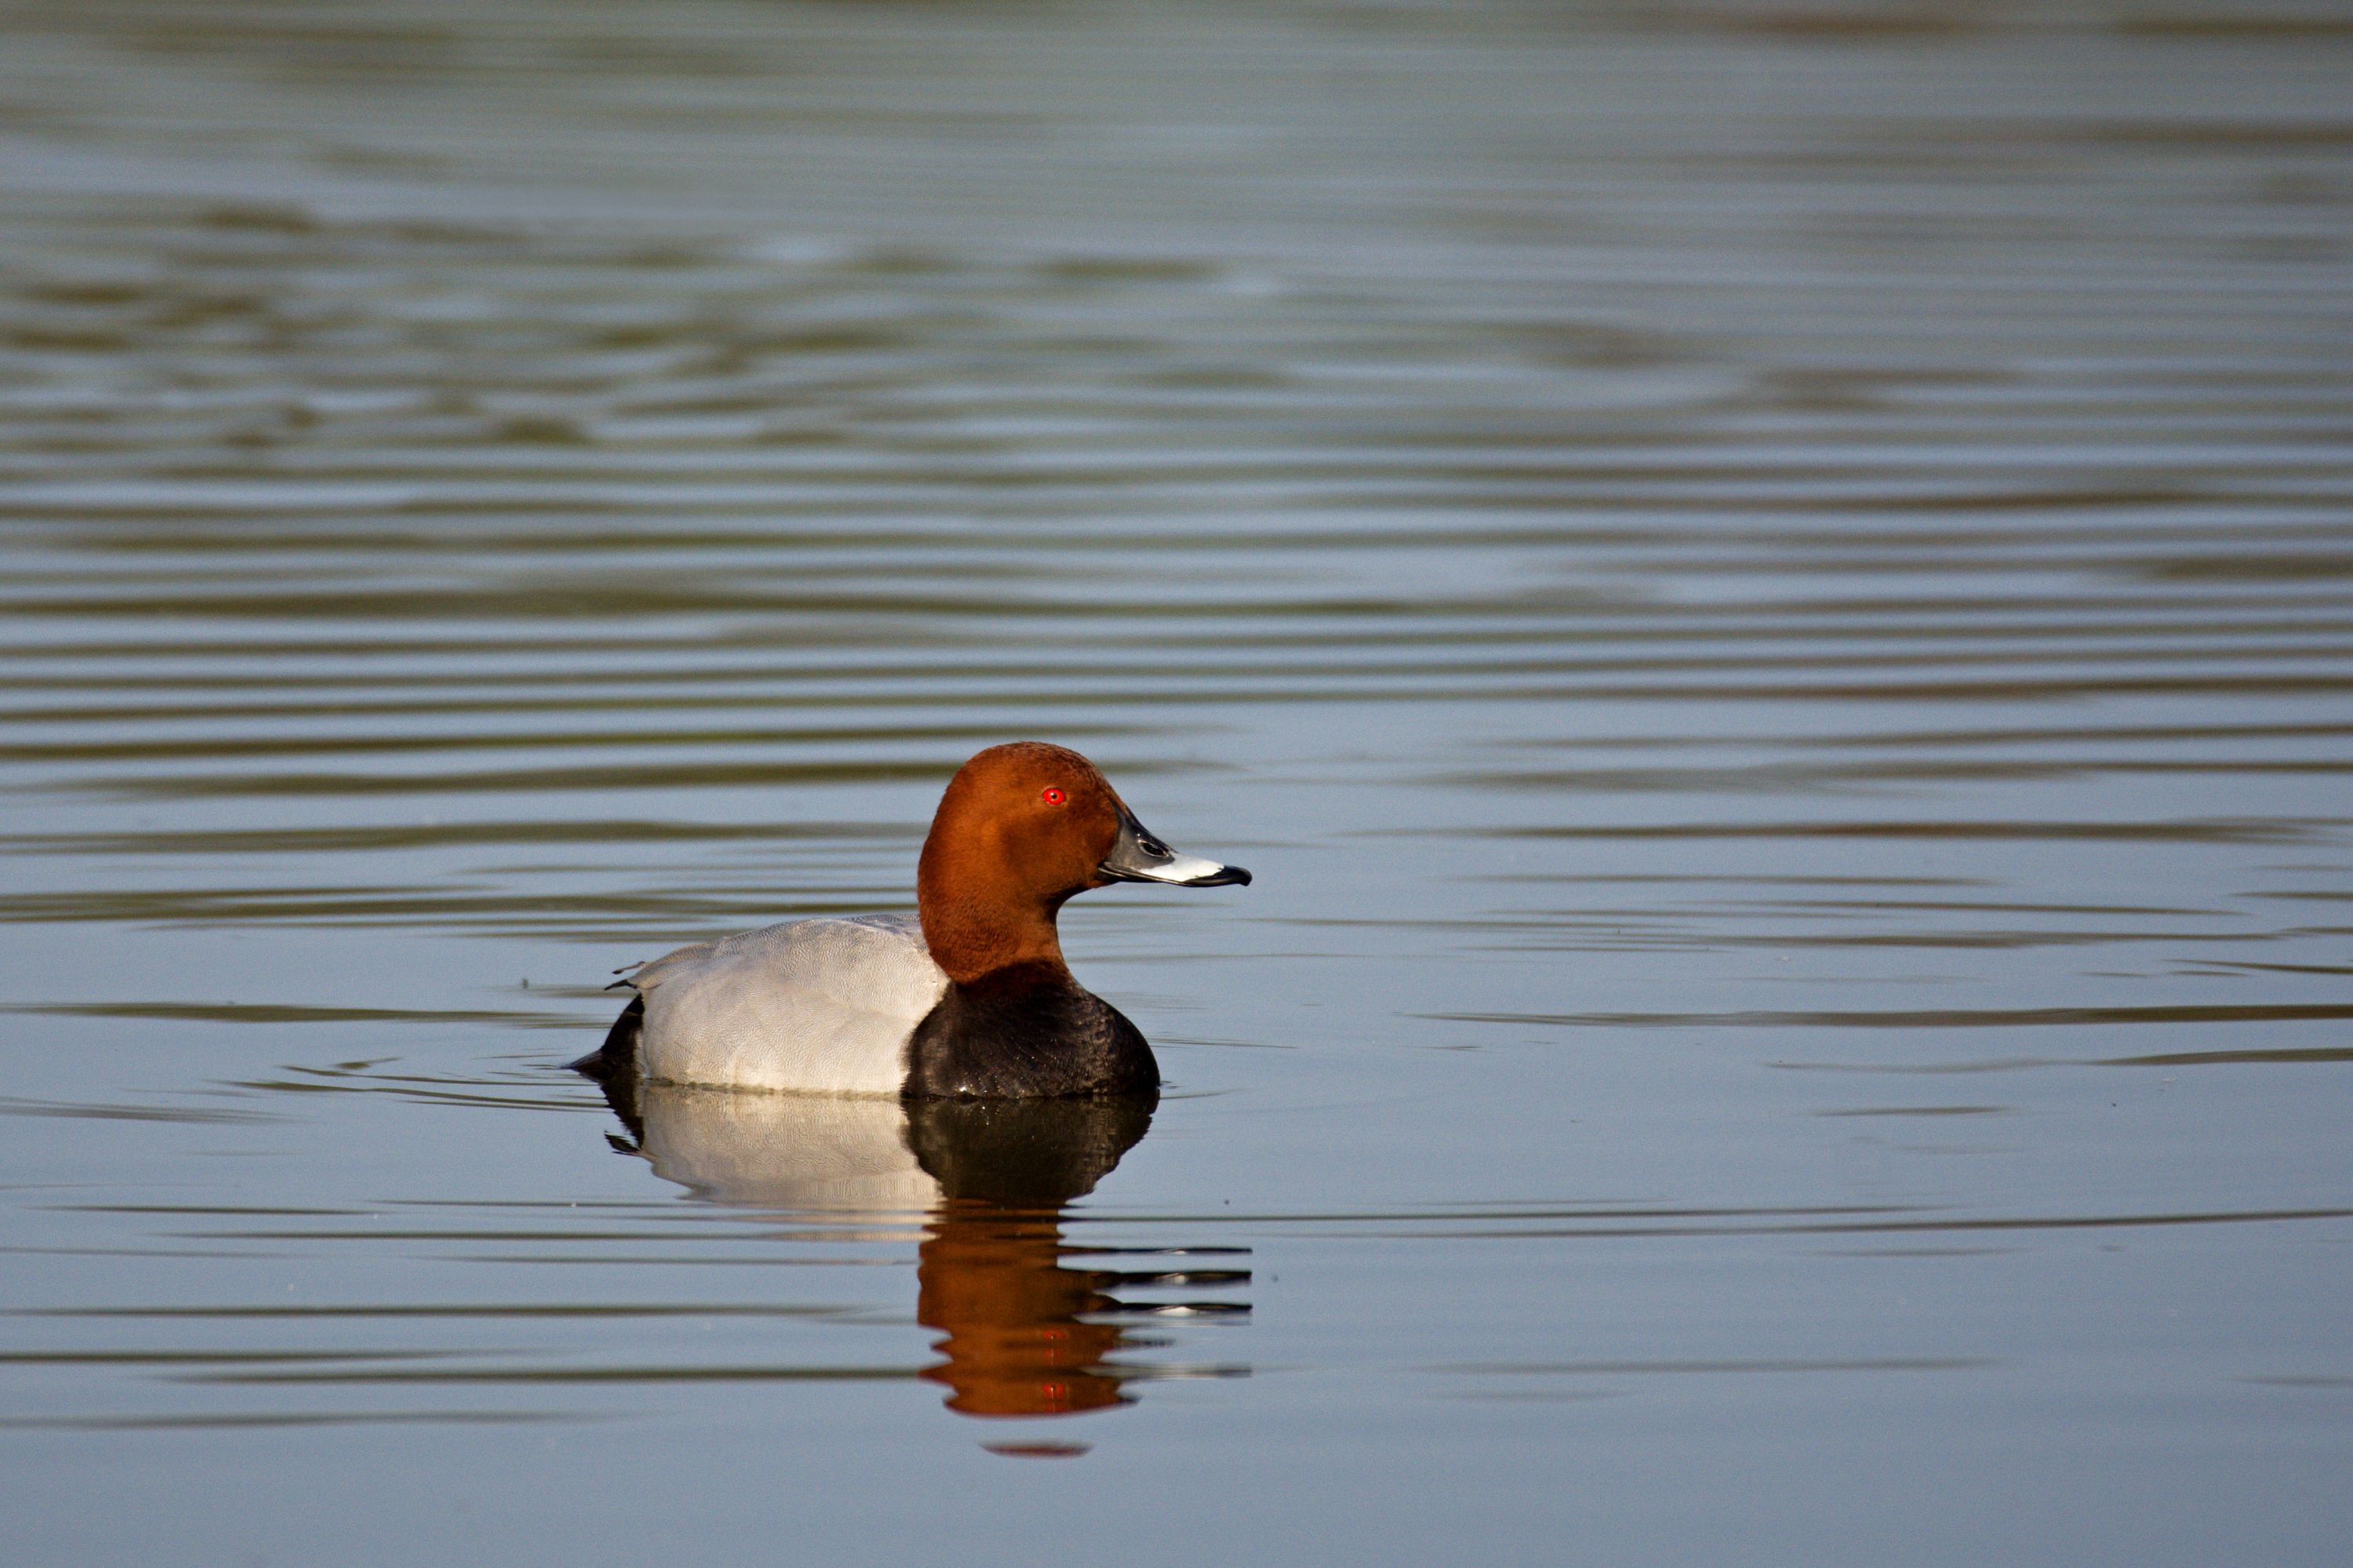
top-left (575, 742), bottom-right (1250, 1097)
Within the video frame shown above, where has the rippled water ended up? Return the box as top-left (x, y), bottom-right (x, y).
top-left (3, 0), bottom-right (2350, 1561)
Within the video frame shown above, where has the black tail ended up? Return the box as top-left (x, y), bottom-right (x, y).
top-left (568, 994), bottom-right (644, 1078)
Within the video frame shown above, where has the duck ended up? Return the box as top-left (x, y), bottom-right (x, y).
top-left (574, 741), bottom-right (1250, 1098)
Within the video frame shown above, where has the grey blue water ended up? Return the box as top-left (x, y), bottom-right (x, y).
top-left (2, 2), bottom-right (2348, 1562)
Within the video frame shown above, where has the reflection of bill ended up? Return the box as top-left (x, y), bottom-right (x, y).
top-left (584, 1072), bottom-right (1247, 1428)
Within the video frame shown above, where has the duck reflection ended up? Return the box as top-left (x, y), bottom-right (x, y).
top-left (587, 1071), bottom-right (1246, 1424)
top-left (907, 1099), bottom-right (1154, 1417)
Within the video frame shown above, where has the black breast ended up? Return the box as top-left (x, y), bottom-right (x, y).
top-left (902, 962), bottom-right (1158, 1099)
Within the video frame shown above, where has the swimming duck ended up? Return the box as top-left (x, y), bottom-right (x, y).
top-left (576, 741), bottom-right (1249, 1098)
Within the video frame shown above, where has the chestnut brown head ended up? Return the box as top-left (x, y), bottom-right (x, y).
top-left (915, 742), bottom-right (1249, 984)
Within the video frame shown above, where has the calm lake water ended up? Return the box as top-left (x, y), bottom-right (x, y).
top-left (2, 1), bottom-right (2350, 1561)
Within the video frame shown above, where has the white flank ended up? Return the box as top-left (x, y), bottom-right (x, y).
top-left (631, 914), bottom-right (947, 1096)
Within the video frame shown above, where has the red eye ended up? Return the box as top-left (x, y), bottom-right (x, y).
top-left (1041, 786), bottom-right (1066, 806)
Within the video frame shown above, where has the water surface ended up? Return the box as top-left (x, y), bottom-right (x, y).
top-left (2, 1), bottom-right (2349, 1563)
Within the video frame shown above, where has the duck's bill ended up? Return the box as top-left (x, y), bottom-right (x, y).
top-left (1098, 809), bottom-right (1253, 888)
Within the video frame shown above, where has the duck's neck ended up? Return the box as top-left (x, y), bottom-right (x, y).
top-left (912, 835), bottom-right (1157, 1097)
top-left (918, 848), bottom-right (1069, 985)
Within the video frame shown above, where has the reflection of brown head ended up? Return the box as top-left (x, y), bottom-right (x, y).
top-left (916, 1202), bottom-right (1132, 1417)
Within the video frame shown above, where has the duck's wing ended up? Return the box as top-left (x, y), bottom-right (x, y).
top-left (625, 914), bottom-right (948, 1096)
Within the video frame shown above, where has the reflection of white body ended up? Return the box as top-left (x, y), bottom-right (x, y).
top-left (635, 1082), bottom-right (941, 1211)
top-left (627, 915), bottom-right (949, 1097)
